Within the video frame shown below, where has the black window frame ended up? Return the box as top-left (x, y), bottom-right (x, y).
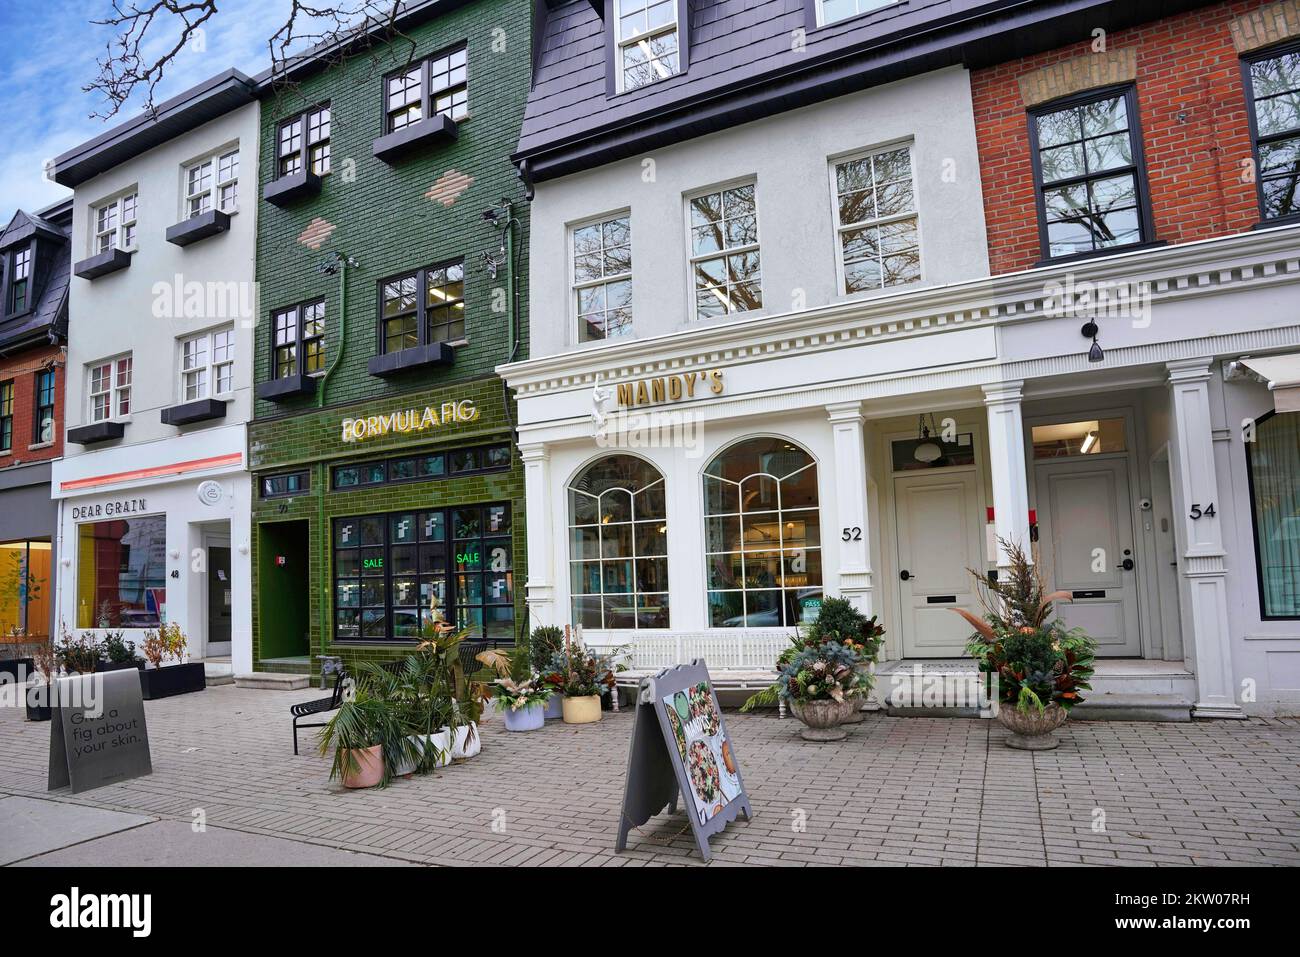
top-left (270, 299), bottom-right (327, 380)
top-left (33, 368), bottom-right (55, 445)
top-left (376, 259), bottom-right (466, 356)
top-left (260, 470), bottom-right (311, 499)
top-left (0, 379), bottom-right (13, 453)
top-left (332, 442), bottom-right (512, 491)
top-left (5, 242), bottom-right (34, 318)
top-left (331, 503), bottom-right (515, 643)
top-left (1027, 83), bottom-right (1158, 265)
top-left (381, 44), bottom-right (469, 135)
top-left (275, 102), bottom-right (332, 179)
top-left (1242, 40), bottom-right (1300, 226)
top-left (1243, 409), bottom-right (1300, 621)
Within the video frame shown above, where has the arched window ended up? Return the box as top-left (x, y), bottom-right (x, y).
top-left (568, 455), bottom-right (669, 629)
top-left (1246, 411), bottom-right (1300, 618)
top-left (703, 437), bottom-right (821, 627)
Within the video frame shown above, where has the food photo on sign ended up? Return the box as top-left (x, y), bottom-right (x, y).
top-left (662, 681), bottom-right (741, 824)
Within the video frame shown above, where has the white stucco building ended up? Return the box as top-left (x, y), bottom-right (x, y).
top-left (49, 71), bottom-right (260, 675)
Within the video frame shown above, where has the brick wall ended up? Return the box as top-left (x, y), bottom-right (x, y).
top-left (0, 344), bottom-right (64, 468)
top-left (254, 0), bottom-right (531, 418)
top-left (972, 0), bottom-right (1275, 274)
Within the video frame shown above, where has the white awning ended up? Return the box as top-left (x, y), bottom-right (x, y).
top-left (1236, 354), bottom-right (1300, 414)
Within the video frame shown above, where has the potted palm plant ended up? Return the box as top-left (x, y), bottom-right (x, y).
top-left (953, 540), bottom-right (1096, 750)
top-left (415, 621), bottom-right (486, 758)
top-left (356, 654), bottom-right (453, 777)
top-left (318, 688), bottom-right (404, 789)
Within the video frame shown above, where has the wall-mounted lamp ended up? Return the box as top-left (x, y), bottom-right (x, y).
top-left (1081, 321), bottom-right (1104, 362)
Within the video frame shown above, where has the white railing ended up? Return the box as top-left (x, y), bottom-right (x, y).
top-left (590, 630), bottom-right (793, 672)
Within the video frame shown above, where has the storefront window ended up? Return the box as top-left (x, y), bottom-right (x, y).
top-left (567, 455), bottom-right (669, 629)
top-left (1247, 411), bottom-right (1300, 618)
top-left (76, 516), bottom-right (166, 628)
top-left (0, 540), bottom-right (51, 639)
top-left (704, 437), bottom-right (821, 627)
top-left (333, 504), bottom-right (514, 641)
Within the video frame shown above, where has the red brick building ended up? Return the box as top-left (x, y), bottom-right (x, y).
top-left (972, 0), bottom-right (1297, 274)
top-left (0, 199), bottom-right (71, 642)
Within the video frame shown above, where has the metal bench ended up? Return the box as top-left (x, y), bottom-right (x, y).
top-left (291, 670), bottom-right (347, 755)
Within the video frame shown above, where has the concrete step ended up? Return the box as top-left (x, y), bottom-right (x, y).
top-left (1071, 693), bottom-right (1193, 722)
top-left (203, 660), bottom-right (235, 686)
top-left (234, 672), bottom-right (310, 691)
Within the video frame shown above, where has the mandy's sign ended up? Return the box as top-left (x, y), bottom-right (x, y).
top-left (341, 400), bottom-right (479, 443)
top-left (616, 369), bottom-right (723, 408)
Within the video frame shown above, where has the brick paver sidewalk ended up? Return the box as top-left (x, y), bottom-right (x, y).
top-left (2, 685), bottom-right (1297, 866)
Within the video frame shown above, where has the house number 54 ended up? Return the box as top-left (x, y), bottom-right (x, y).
top-left (1189, 503), bottom-right (1216, 520)
top-left (841, 527), bottom-right (862, 541)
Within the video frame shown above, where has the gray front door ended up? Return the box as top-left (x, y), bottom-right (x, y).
top-left (207, 545), bottom-right (232, 656)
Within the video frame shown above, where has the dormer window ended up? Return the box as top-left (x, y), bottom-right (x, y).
top-left (94, 193), bottom-right (137, 253)
top-left (9, 247), bottom-right (31, 313)
top-left (816, 0), bottom-right (900, 28)
top-left (615, 0), bottom-right (680, 92)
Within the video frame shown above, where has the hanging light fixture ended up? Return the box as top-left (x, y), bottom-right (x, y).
top-left (913, 413), bottom-right (943, 464)
top-left (1081, 321), bottom-right (1104, 362)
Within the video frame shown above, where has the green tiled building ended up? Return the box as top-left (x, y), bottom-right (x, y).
top-left (249, 0), bottom-right (530, 675)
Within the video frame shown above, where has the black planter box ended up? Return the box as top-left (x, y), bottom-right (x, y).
top-left (166, 208), bottom-right (231, 247)
top-left (0, 657), bottom-right (34, 680)
top-left (372, 114), bottom-right (458, 163)
top-left (256, 373), bottom-right (317, 401)
top-left (367, 341), bottom-right (454, 377)
top-left (26, 688), bottom-right (51, 722)
top-left (73, 246), bottom-right (132, 280)
top-left (160, 397), bottom-right (227, 426)
top-left (139, 662), bottom-right (206, 700)
top-left (262, 169), bottom-right (321, 207)
top-left (67, 420), bottom-right (125, 445)
top-left (95, 659), bottom-right (145, 673)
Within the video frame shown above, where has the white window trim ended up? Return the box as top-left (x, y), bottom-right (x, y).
top-left (92, 192), bottom-right (138, 254)
top-left (815, 0), bottom-right (902, 29)
top-left (614, 0), bottom-right (681, 94)
top-left (683, 178), bottom-right (764, 323)
top-left (184, 148), bottom-right (240, 219)
top-left (570, 209), bottom-right (633, 346)
top-left (88, 354), bottom-right (132, 423)
top-left (828, 141), bottom-right (923, 298)
top-left (179, 327), bottom-right (235, 402)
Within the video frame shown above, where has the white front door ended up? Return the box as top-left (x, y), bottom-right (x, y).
top-left (894, 470), bottom-right (985, 658)
top-left (1033, 458), bottom-right (1141, 656)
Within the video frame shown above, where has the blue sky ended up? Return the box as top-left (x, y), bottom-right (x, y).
top-left (0, 0), bottom-right (293, 222)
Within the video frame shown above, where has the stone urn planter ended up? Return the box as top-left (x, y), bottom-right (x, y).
top-left (997, 701), bottom-right (1068, 750)
top-left (790, 698), bottom-right (859, 741)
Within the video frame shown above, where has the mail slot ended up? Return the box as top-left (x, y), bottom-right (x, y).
top-left (1072, 590), bottom-right (1106, 599)
top-left (926, 595), bottom-right (958, 604)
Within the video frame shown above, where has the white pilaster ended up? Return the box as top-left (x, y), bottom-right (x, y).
top-left (519, 443), bottom-right (556, 629)
top-left (827, 402), bottom-right (873, 615)
top-left (1167, 360), bottom-right (1245, 719)
top-left (982, 380), bottom-right (1031, 568)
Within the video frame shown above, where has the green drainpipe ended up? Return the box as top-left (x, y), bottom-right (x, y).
top-left (314, 256), bottom-right (348, 666)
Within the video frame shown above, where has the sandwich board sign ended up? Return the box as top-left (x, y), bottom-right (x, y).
top-left (48, 670), bottom-right (153, 794)
top-left (616, 659), bottom-right (752, 861)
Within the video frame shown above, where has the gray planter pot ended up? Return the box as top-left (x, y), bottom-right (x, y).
top-left (790, 698), bottom-right (858, 741)
top-left (502, 700), bottom-right (545, 732)
top-left (997, 701), bottom-right (1068, 750)
top-left (542, 694), bottom-right (563, 720)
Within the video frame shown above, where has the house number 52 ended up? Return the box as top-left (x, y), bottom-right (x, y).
top-left (841, 527), bottom-right (862, 541)
top-left (1189, 503), bottom-right (1216, 520)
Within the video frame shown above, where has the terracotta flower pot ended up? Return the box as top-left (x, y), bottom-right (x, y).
top-left (997, 701), bottom-right (1068, 750)
top-left (562, 694), bottom-right (601, 724)
top-left (341, 744), bottom-right (384, 789)
top-left (790, 698), bottom-right (858, 741)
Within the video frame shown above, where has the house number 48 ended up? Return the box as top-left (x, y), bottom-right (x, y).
top-left (1189, 503), bottom-right (1216, 520)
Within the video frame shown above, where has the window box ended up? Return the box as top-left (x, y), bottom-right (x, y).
top-left (165, 209), bottom-right (232, 247)
top-left (139, 662), bottom-right (206, 700)
top-left (67, 420), bottom-right (125, 445)
top-left (160, 397), bottom-right (228, 426)
top-left (262, 168), bottom-right (322, 208)
top-left (371, 113), bottom-right (458, 163)
top-left (256, 372), bottom-right (317, 401)
top-left (73, 246), bottom-right (132, 280)
top-left (367, 341), bottom-right (454, 377)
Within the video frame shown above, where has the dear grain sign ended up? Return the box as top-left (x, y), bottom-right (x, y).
top-left (48, 670), bottom-right (153, 794)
